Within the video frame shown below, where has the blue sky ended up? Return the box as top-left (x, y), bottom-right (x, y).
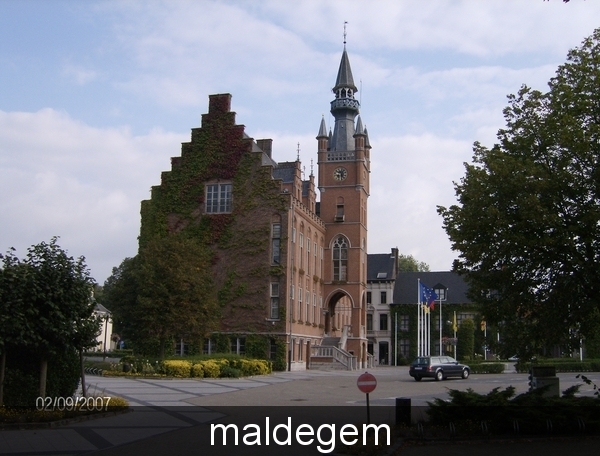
top-left (1, 0), bottom-right (599, 283)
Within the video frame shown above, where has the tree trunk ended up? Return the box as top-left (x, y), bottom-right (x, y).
top-left (79, 349), bottom-right (87, 397)
top-left (0, 349), bottom-right (6, 406)
top-left (159, 338), bottom-right (166, 360)
top-left (39, 358), bottom-right (48, 398)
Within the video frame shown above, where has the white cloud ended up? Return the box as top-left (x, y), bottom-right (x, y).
top-left (0, 109), bottom-right (187, 282)
top-left (3, 0), bottom-right (599, 282)
top-left (62, 64), bottom-right (98, 85)
top-left (369, 133), bottom-right (472, 270)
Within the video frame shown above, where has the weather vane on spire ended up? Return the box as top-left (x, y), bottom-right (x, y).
top-left (343, 21), bottom-right (348, 46)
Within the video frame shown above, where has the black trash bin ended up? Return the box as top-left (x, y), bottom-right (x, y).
top-left (396, 397), bottom-right (411, 426)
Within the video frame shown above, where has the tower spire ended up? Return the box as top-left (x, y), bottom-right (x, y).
top-left (329, 35), bottom-right (359, 153)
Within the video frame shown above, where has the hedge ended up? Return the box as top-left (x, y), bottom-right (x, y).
top-left (162, 360), bottom-right (192, 377)
top-left (515, 360), bottom-right (600, 373)
top-left (469, 363), bottom-right (505, 374)
top-left (104, 357), bottom-right (272, 379)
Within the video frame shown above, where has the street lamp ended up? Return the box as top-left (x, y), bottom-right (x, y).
top-left (433, 283), bottom-right (447, 356)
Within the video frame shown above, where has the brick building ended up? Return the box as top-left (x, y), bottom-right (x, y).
top-left (139, 45), bottom-right (371, 370)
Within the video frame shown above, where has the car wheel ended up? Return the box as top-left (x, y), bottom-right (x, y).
top-left (435, 370), bottom-right (444, 381)
top-left (414, 376), bottom-right (422, 382)
top-left (462, 369), bottom-right (469, 379)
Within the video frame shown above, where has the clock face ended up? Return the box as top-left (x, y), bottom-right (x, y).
top-left (333, 167), bottom-right (348, 181)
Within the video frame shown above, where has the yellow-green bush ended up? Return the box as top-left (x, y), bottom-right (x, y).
top-left (163, 360), bottom-right (192, 377)
top-left (199, 360), bottom-right (220, 378)
top-left (239, 359), bottom-right (271, 376)
top-left (191, 363), bottom-right (205, 378)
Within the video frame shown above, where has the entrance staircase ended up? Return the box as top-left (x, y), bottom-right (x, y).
top-left (309, 336), bottom-right (358, 371)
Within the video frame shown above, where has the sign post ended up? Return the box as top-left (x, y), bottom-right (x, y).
top-left (357, 372), bottom-right (377, 425)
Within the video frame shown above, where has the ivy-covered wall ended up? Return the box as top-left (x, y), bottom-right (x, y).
top-left (390, 303), bottom-right (484, 362)
top-left (139, 94), bottom-right (290, 338)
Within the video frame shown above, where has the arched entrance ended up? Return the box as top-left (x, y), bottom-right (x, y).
top-left (324, 291), bottom-right (353, 336)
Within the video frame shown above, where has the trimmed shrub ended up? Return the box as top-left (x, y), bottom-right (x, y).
top-left (238, 359), bottom-right (271, 376)
top-left (191, 363), bottom-right (205, 378)
top-left (199, 360), bottom-right (220, 378)
top-left (220, 366), bottom-right (242, 378)
top-left (470, 363), bottom-right (505, 374)
top-left (162, 360), bottom-right (192, 377)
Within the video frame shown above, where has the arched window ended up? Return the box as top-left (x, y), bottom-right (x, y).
top-left (333, 235), bottom-right (348, 281)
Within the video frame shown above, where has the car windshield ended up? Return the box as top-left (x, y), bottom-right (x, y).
top-left (413, 357), bottom-right (429, 365)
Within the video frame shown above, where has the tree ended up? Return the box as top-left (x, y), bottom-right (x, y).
top-left (438, 29), bottom-right (600, 359)
top-left (456, 319), bottom-right (475, 361)
top-left (397, 254), bottom-right (430, 272)
top-left (0, 238), bottom-right (98, 403)
top-left (0, 250), bottom-right (32, 406)
top-left (104, 235), bottom-right (220, 358)
top-left (101, 256), bottom-right (140, 347)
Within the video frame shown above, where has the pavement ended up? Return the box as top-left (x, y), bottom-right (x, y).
top-left (0, 367), bottom-right (599, 455)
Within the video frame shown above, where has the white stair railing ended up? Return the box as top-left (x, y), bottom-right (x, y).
top-left (310, 345), bottom-right (357, 370)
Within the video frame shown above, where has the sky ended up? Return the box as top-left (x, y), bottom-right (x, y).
top-left (1, 0), bottom-right (599, 284)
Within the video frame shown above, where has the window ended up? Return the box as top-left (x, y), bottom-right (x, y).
top-left (333, 236), bottom-right (348, 281)
top-left (380, 291), bottom-right (387, 304)
top-left (400, 339), bottom-right (410, 357)
top-left (205, 183), bottom-right (232, 213)
top-left (270, 283), bottom-right (280, 319)
top-left (271, 223), bottom-right (281, 264)
top-left (174, 339), bottom-right (189, 356)
top-left (299, 233), bottom-right (304, 269)
top-left (335, 205), bottom-right (344, 221)
top-left (230, 337), bottom-right (245, 355)
top-left (400, 315), bottom-right (409, 332)
top-left (203, 338), bottom-right (212, 355)
top-left (367, 314), bottom-right (373, 331)
top-left (306, 237), bottom-right (310, 275)
top-left (367, 292), bottom-right (372, 304)
top-left (379, 313), bottom-right (388, 331)
top-left (269, 339), bottom-right (278, 360)
top-left (306, 288), bottom-right (310, 322)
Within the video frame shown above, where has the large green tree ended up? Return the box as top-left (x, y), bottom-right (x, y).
top-left (438, 29), bottom-right (600, 359)
top-left (0, 238), bottom-right (99, 403)
top-left (104, 235), bottom-right (219, 358)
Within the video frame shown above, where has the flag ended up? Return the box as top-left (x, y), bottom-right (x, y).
top-left (420, 283), bottom-right (438, 311)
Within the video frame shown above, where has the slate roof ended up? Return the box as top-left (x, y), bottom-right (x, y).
top-left (367, 253), bottom-right (396, 282)
top-left (272, 161), bottom-right (297, 183)
top-left (334, 47), bottom-right (357, 92)
top-left (393, 271), bottom-right (472, 304)
top-left (94, 302), bottom-right (111, 315)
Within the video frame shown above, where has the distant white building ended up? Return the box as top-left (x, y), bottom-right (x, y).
top-left (366, 248), bottom-right (398, 365)
top-left (93, 302), bottom-right (114, 352)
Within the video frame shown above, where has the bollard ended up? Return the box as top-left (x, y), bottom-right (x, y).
top-left (395, 397), bottom-right (411, 426)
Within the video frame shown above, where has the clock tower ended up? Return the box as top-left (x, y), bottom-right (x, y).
top-left (317, 44), bottom-right (370, 366)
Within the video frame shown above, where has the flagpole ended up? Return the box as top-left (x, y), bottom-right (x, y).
top-left (453, 311), bottom-right (457, 359)
top-left (425, 310), bottom-right (431, 356)
top-left (417, 278), bottom-right (421, 357)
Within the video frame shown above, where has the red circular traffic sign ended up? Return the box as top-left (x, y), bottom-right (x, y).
top-left (357, 372), bottom-right (377, 394)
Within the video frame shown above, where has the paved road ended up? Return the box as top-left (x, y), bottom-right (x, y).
top-left (0, 368), bottom-right (599, 455)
